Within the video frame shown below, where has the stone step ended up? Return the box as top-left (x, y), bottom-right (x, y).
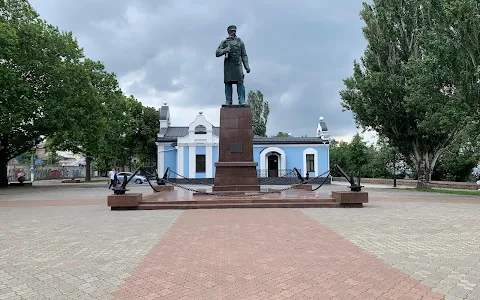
top-left (141, 198), bottom-right (335, 205)
top-left (136, 201), bottom-right (342, 210)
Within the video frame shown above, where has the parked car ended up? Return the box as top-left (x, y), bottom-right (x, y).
top-left (144, 171), bottom-right (157, 181)
top-left (116, 172), bottom-right (148, 184)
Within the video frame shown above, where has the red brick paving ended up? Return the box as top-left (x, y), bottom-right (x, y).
top-left (113, 209), bottom-right (445, 300)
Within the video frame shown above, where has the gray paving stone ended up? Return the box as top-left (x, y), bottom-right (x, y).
top-left (0, 292), bottom-right (17, 299)
top-left (0, 205), bottom-right (181, 299)
top-left (302, 201), bottom-right (480, 300)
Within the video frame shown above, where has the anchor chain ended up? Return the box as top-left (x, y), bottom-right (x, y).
top-left (312, 171), bottom-right (331, 191)
top-left (165, 168), bottom-right (298, 187)
top-left (113, 166), bottom-right (166, 195)
top-left (113, 167), bottom-right (331, 196)
top-left (159, 170), bottom-right (331, 198)
top-left (166, 169), bottom-right (214, 186)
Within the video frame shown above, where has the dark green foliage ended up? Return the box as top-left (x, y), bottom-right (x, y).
top-left (340, 0), bottom-right (480, 188)
top-left (45, 151), bottom-right (60, 165)
top-left (330, 134), bottom-right (395, 178)
top-left (272, 132), bottom-right (291, 137)
top-left (248, 90), bottom-right (269, 137)
top-left (0, 0), bottom-right (83, 186)
top-left (0, 0), bottom-right (162, 185)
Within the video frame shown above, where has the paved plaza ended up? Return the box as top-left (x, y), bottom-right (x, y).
top-left (0, 182), bottom-right (479, 299)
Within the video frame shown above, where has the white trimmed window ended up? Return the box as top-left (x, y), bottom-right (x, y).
top-left (196, 155), bottom-right (206, 172)
top-left (303, 148), bottom-right (318, 176)
top-left (306, 154), bottom-right (315, 172)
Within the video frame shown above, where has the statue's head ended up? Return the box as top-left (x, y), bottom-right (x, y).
top-left (227, 25), bottom-right (237, 37)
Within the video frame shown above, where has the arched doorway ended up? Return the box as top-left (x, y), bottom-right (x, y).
top-left (259, 147), bottom-right (286, 176)
top-left (267, 152), bottom-right (280, 177)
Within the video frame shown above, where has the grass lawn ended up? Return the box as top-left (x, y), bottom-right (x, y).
top-left (417, 188), bottom-right (480, 196)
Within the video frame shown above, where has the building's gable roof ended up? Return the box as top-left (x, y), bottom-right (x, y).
top-left (161, 126), bottom-right (220, 138)
top-left (159, 106), bottom-right (169, 120)
top-left (252, 136), bottom-right (328, 144)
top-left (157, 127), bottom-right (328, 144)
top-left (164, 127), bottom-right (188, 137)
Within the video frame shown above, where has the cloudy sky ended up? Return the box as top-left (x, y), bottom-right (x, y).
top-left (29, 0), bottom-right (375, 142)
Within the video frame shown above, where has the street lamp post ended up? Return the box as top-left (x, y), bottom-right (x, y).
top-left (393, 150), bottom-right (397, 188)
top-left (30, 147), bottom-right (36, 182)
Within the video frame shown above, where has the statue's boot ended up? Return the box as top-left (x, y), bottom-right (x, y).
top-left (225, 83), bottom-right (233, 105)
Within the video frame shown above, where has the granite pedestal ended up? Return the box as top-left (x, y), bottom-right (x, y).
top-left (213, 105), bottom-right (260, 192)
top-left (292, 184), bottom-right (313, 191)
top-left (153, 185), bottom-right (174, 192)
top-left (107, 193), bottom-right (142, 210)
top-left (331, 191), bottom-right (368, 207)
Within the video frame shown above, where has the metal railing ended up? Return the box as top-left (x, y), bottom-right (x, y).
top-left (256, 169), bottom-right (300, 178)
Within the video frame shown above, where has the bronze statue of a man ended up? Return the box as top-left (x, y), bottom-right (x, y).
top-left (216, 25), bottom-right (250, 105)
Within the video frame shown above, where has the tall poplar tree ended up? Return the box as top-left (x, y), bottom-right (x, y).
top-left (340, 0), bottom-right (480, 188)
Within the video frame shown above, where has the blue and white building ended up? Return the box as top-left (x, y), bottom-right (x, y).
top-left (156, 103), bottom-right (330, 179)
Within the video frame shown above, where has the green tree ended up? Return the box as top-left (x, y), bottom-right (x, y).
top-left (340, 0), bottom-right (479, 188)
top-left (47, 59), bottom-right (127, 181)
top-left (272, 132), bottom-right (291, 138)
top-left (45, 151), bottom-right (60, 165)
top-left (247, 90), bottom-right (269, 137)
top-left (329, 134), bottom-right (372, 177)
top-left (348, 133), bottom-right (370, 174)
top-left (119, 97), bottom-right (159, 170)
top-left (431, 124), bottom-right (480, 182)
top-left (329, 139), bottom-right (350, 177)
top-left (16, 149), bottom-right (35, 164)
top-left (0, 0), bottom-right (84, 187)
top-left (136, 106), bottom-right (159, 168)
top-left (330, 135), bottom-right (411, 179)
top-left (367, 138), bottom-right (412, 179)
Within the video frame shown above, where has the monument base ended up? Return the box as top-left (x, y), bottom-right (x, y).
top-left (331, 191), bottom-right (368, 206)
top-left (213, 162), bottom-right (260, 192)
top-left (292, 184), bottom-right (313, 191)
top-left (107, 193), bottom-right (142, 209)
top-left (212, 106), bottom-right (260, 192)
top-left (212, 185), bottom-right (260, 192)
top-left (153, 185), bottom-right (174, 192)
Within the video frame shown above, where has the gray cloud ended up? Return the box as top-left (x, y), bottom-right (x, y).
top-left (30, 0), bottom-right (368, 139)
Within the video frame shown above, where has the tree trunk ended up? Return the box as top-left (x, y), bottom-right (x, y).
top-left (413, 143), bottom-right (430, 189)
top-left (0, 150), bottom-right (8, 188)
top-left (85, 154), bottom-right (92, 182)
top-left (416, 153), bottom-right (435, 189)
top-left (104, 157), bottom-right (109, 176)
top-left (416, 157), bottom-right (429, 188)
top-left (0, 134), bottom-right (8, 188)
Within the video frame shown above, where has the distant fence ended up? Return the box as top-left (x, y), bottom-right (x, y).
top-left (332, 177), bottom-right (479, 190)
top-left (7, 165), bottom-right (86, 181)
